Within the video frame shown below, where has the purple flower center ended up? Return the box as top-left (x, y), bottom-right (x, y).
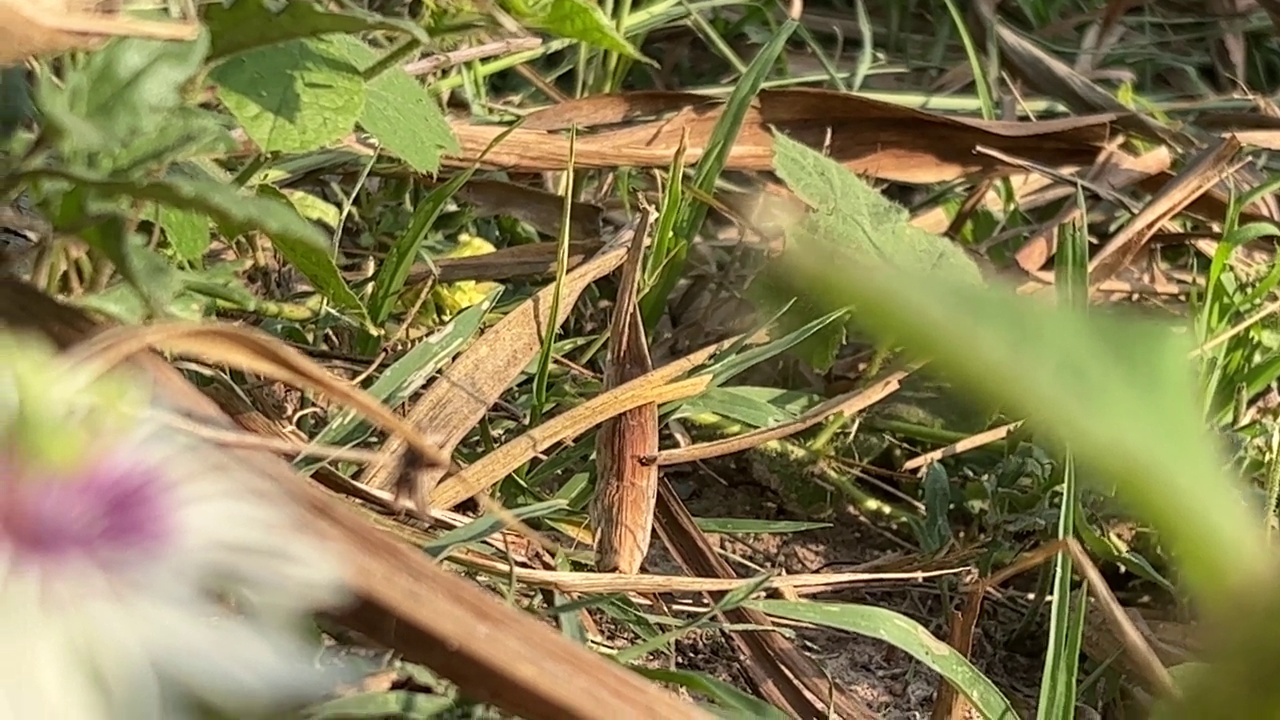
top-left (0, 454), bottom-right (172, 564)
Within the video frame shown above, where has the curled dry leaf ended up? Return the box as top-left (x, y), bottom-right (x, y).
top-left (592, 207), bottom-right (659, 575)
top-left (445, 89), bottom-right (1114, 184)
top-left (359, 217), bottom-right (646, 497)
top-left (0, 0), bottom-right (198, 67)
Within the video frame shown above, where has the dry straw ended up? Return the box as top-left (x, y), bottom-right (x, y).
top-left (0, 0), bottom-right (199, 67)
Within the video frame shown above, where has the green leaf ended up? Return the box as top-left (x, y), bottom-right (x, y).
top-left (772, 133), bottom-right (981, 284)
top-left (304, 288), bottom-right (498, 452)
top-left (506, 0), bottom-right (648, 61)
top-left (303, 690), bottom-right (454, 719)
top-left (80, 218), bottom-right (184, 315)
top-left (423, 499), bottom-right (568, 558)
top-left (255, 186), bottom-right (367, 320)
top-left (324, 34), bottom-right (458, 174)
top-left (280, 188), bottom-right (342, 228)
top-left (155, 205), bottom-right (211, 264)
top-left (205, 0), bottom-right (431, 60)
top-left (364, 161), bottom-right (475, 334)
top-left (754, 131), bottom-right (984, 370)
top-left (36, 35), bottom-right (209, 155)
top-left (211, 36), bottom-right (366, 154)
top-left (765, 136), bottom-right (1270, 614)
top-left (673, 386), bottom-right (817, 428)
top-left (748, 600), bottom-right (1020, 720)
top-left (631, 667), bottom-right (789, 720)
top-left (693, 518), bottom-right (831, 534)
top-left (25, 167), bottom-right (327, 253)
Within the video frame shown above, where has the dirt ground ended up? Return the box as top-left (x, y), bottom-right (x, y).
top-left (646, 464), bottom-right (1047, 719)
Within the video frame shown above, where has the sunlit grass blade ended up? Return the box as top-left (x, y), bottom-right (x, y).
top-left (640, 17), bottom-right (797, 328)
top-left (748, 599), bottom-right (1020, 719)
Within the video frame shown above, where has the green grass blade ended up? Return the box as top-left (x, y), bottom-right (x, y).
top-left (748, 599), bottom-right (1020, 719)
top-left (640, 18), bottom-right (797, 327)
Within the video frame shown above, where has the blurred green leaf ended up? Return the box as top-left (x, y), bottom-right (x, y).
top-left (326, 34), bottom-right (458, 174)
top-left (303, 690), bottom-right (454, 718)
top-left (37, 35), bottom-right (209, 156)
top-left (280, 188), bottom-right (342, 229)
top-left (749, 599), bottom-right (1019, 719)
top-left (24, 167), bottom-right (328, 254)
top-left (693, 518), bottom-right (831, 534)
top-left (765, 133), bottom-right (1270, 613)
top-left (505, 0), bottom-right (649, 61)
top-left (155, 205), bottom-right (211, 264)
top-left (255, 185), bottom-right (367, 320)
top-left (206, 0), bottom-right (432, 60)
top-left (211, 36), bottom-right (365, 154)
top-left (753, 132), bottom-right (983, 370)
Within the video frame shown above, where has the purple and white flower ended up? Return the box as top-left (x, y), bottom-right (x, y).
top-left (0, 330), bottom-right (356, 719)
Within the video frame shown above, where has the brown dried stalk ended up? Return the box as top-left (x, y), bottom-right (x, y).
top-left (592, 206), bottom-right (658, 574)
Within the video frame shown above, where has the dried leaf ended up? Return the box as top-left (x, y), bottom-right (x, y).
top-left (358, 219), bottom-right (643, 497)
top-left (0, 0), bottom-right (197, 67)
top-left (592, 208), bottom-right (658, 574)
top-left (445, 89), bottom-right (1114, 184)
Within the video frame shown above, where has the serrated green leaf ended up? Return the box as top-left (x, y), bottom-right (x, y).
top-left (766, 138), bottom-right (1270, 614)
top-left (205, 0), bottom-right (431, 60)
top-left (155, 205), bottom-right (211, 264)
top-left (36, 35), bottom-right (209, 155)
top-left (749, 600), bottom-right (1019, 720)
top-left (754, 132), bottom-right (984, 370)
top-left (772, 132), bottom-right (982, 283)
top-left (324, 34), bottom-right (458, 174)
top-left (255, 185), bottom-right (367, 320)
top-left (506, 0), bottom-right (648, 61)
top-left (211, 36), bottom-right (365, 154)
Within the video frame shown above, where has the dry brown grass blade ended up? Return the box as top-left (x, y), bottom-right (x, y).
top-left (1012, 144), bottom-right (1173, 272)
top-left (653, 369), bottom-right (909, 467)
top-left (359, 219), bottom-right (642, 497)
top-left (1089, 136), bottom-right (1241, 287)
top-left (430, 375), bottom-right (709, 510)
top-left (971, 538), bottom-right (1177, 698)
top-left (653, 480), bottom-right (878, 719)
top-left (62, 321), bottom-right (452, 471)
top-left (910, 168), bottom-right (1084, 234)
top-left (901, 421), bottom-right (1023, 472)
top-left (966, 0), bottom-right (1177, 145)
top-left (446, 88), bottom-right (1113, 183)
top-left (0, 0), bottom-right (199, 66)
top-left (455, 179), bottom-right (605, 240)
top-left (930, 584), bottom-right (983, 720)
top-left (592, 206), bottom-right (659, 574)
top-left (405, 240), bottom-right (607, 285)
top-left (450, 551), bottom-right (969, 594)
top-left (0, 278), bottom-right (711, 720)
top-left (1064, 540), bottom-right (1177, 697)
top-left (200, 383), bottom-right (547, 563)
